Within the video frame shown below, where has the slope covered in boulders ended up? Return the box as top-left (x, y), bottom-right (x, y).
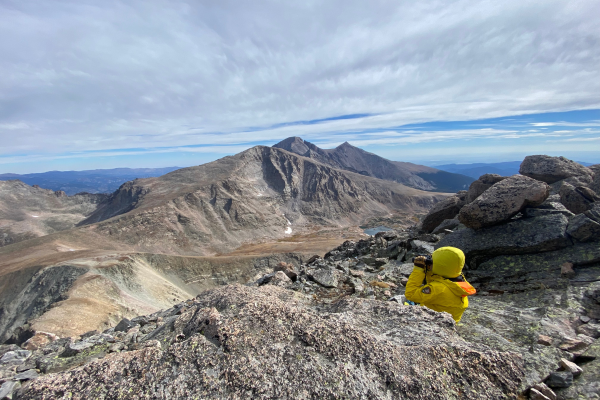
top-left (1, 155), bottom-right (599, 399)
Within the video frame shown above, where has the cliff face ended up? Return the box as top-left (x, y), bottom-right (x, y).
top-left (78, 146), bottom-right (442, 255)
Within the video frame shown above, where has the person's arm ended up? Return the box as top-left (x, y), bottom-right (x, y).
top-left (405, 266), bottom-right (429, 303)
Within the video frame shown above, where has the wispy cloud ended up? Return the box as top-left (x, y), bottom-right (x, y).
top-left (0, 0), bottom-right (599, 172)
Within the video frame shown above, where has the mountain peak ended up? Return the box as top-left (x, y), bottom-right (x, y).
top-left (272, 137), bottom-right (311, 156)
top-left (337, 141), bottom-right (355, 149)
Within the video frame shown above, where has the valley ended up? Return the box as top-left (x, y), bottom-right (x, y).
top-left (2, 143), bottom-right (599, 399)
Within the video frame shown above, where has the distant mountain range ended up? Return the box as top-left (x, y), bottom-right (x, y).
top-left (0, 167), bottom-right (181, 195)
top-left (435, 160), bottom-right (595, 179)
top-left (1, 139), bottom-right (474, 196)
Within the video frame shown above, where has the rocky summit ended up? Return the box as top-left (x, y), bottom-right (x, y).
top-left (1, 154), bottom-right (600, 399)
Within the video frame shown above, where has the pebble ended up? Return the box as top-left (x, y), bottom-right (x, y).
top-left (532, 383), bottom-right (556, 400)
top-left (559, 358), bottom-right (583, 377)
top-left (537, 335), bottom-right (552, 346)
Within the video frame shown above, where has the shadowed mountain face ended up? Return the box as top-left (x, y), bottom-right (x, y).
top-left (79, 146), bottom-right (444, 255)
top-left (273, 137), bottom-right (473, 192)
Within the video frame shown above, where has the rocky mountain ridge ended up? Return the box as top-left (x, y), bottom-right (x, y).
top-left (0, 145), bottom-right (444, 254)
top-left (75, 145), bottom-right (444, 255)
top-left (273, 137), bottom-right (474, 192)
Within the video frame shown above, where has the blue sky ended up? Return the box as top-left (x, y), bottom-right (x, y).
top-left (1, 1), bottom-right (599, 173)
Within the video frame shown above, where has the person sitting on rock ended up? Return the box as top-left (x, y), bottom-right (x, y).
top-left (405, 246), bottom-right (476, 322)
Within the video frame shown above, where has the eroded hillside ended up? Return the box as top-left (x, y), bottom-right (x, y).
top-left (0, 181), bottom-right (107, 247)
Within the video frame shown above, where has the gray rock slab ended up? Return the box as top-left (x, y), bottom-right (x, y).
top-left (560, 182), bottom-right (594, 215)
top-left (523, 202), bottom-right (575, 218)
top-left (114, 318), bottom-right (135, 333)
top-left (458, 175), bottom-right (549, 229)
top-left (0, 380), bottom-right (20, 400)
top-left (0, 346), bottom-right (19, 361)
top-left (469, 241), bottom-right (600, 292)
top-left (60, 341), bottom-right (95, 358)
top-left (307, 268), bottom-right (338, 288)
top-left (520, 155), bottom-right (593, 184)
top-left (432, 218), bottom-right (460, 234)
top-left (436, 213), bottom-right (572, 264)
top-left (546, 371), bottom-right (573, 388)
top-left (13, 369), bottom-right (39, 381)
top-left (420, 193), bottom-right (465, 233)
top-left (410, 240), bottom-right (434, 254)
top-left (566, 214), bottom-right (600, 242)
top-left (0, 350), bottom-right (31, 365)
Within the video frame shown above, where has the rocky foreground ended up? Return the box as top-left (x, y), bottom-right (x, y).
top-left (1, 155), bottom-right (600, 399)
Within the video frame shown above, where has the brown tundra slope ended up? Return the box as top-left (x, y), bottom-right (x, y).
top-left (0, 181), bottom-right (106, 247)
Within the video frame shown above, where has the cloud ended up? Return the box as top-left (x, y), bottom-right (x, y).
top-left (0, 0), bottom-right (599, 169)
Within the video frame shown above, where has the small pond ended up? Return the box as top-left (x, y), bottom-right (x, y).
top-left (363, 226), bottom-right (393, 236)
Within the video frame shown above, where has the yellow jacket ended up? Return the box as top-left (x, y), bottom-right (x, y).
top-left (404, 267), bottom-right (476, 322)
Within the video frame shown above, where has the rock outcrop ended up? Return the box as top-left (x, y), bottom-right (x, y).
top-left (458, 175), bottom-right (549, 229)
top-left (520, 155), bottom-right (594, 184)
top-left (419, 191), bottom-right (466, 233)
top-left (11, 283), bottom-right (524, 399)
top-left (1, 222), bottom-right (598, 399)
top-left (465, 173), bottom-right (506, 203)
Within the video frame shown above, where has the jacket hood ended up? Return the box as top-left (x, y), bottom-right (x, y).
top-left (432, 247), bottom-right (465, 278)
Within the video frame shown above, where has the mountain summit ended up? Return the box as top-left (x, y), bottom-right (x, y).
top-left (273, 137), bottom-right (473, 192)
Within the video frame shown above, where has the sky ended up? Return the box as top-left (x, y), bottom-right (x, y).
top-left (1, 0), bottom-right (599, 174)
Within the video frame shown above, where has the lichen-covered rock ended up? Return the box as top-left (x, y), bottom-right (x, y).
top-left (420, 192), bottom-right (466, 233)
top-left (466, 174), bottom-right (506, 203)
top-left (467, 241), bottom-right (600, 292)
top-left (559, 182), bottom-right (595, 214)
top-left (566, 214), bottom-right (600, 242)
top-left (20, 284), bottom-right (525, 399)
top-left (458, 175), bottom-right (549, 229)
top-left (436, 213), bottom-right (572, 265)
top-left (520, 155), bottom-right (593, 184)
